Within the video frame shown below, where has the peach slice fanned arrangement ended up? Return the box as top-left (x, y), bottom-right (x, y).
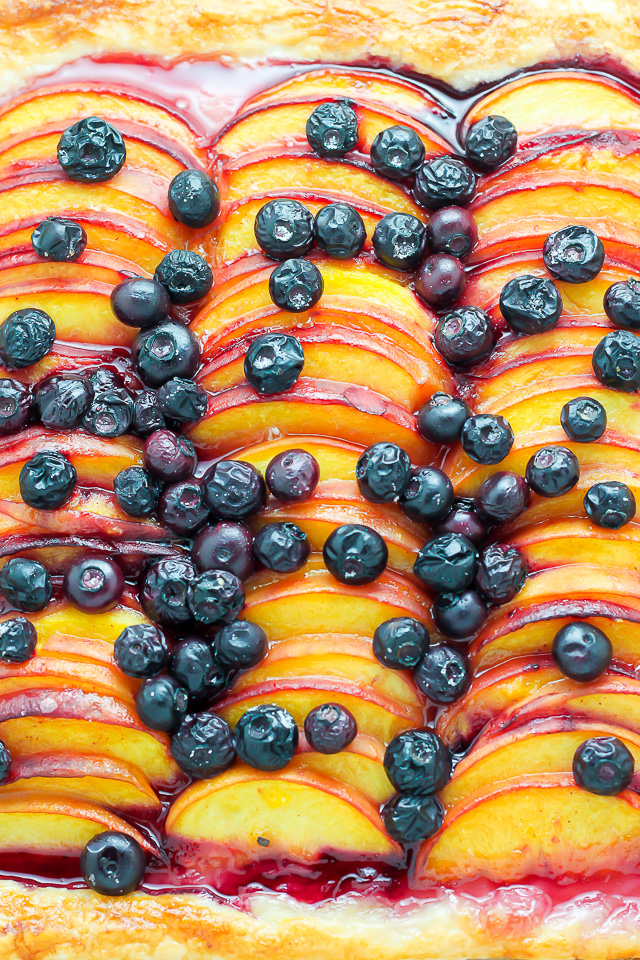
top-left (1, 58), bottom-right (640, 909)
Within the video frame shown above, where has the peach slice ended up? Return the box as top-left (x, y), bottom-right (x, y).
top-left (12, 600), bottom-right (151, 654)
top-left (0, 654), bottom-right (139, 704)
top-left (235, 435), bottom-right (364, 479)
top-left (416, 774), bottom-right (640, 883)
top-left (165, 762), bottom-right (400, 866)
top-left (294, 737), bottom-right (393, 805)
top-left (511, 518), bottom-right (640, 573)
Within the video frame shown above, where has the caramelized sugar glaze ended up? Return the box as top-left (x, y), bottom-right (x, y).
top-left (2, 55), bottom-right (640, 915)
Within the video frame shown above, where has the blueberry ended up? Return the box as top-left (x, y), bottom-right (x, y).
top-left (552, 621), bottom-right (612, 683)
top-left (413, 156), bottom-right (477, 210)
top-left (355, 441), bottom-right (411, 503)
top-left (476, 543), bottom-right (526, 604)
top-left (114, 623), bottom-right (168, 678)
top-left (133, 321), bottom-right (201, 387)
top-left (19, 451), bottom-right (76, 510)
top-left (159, 479), bottom-right (210, 535)
top-left (0, 741), bottom-right (10, 784)
top-left (0, 379), bottom-right (31, 435)
top-left (414, 533), bottom-right (478, 593)
top-left (168, 169), bottom-right (220, 228)
top-left (135, 675), bottom-right (189, 732)
top-left (304, 703), bottom-right (357, 754)
top-left (604, 278), bottom-right (640, 330)
top-left (140, 556), bottom-right (197, 627)
top-left (133, 390), bottom-right (166, 436)
top-left (461, 414), bottom-right (514, 465)
top-left (114, 466), bottom-right (161, 518)
top-left (202, 460), bottom-right (266, 518)
top-left (465, 115), bottom-right (517, 170)
top-left (306, 101), bottom-right (359, 158)
top-left (372, 213), bottom-right (426, 270)
top-left (157, 378), bottom-right (207, 423)
top-left (82, 387), bottom-right (134, 438)
top-left (584, 480), bottom-right (636, 529)
top-left (543, 225), bottom-right (604, 283)
top-left (382, 794), bottom-right (444, 843)
top-left (373, 617), bottom-right (429, 670)
top-left (398, 466), bottom-right (454, 524)
top-left (417, 392), bottom-right (471, 444)
top-left (323, 523), bottom-right (388, 585)
top-left (474, 471), bottom-right (530, 525)
top-left (433, 589), bottom-right (486, 638)
top-left (370, 125), bottom-right (425, 180)
top-left (64, 557), bottom-right (124, 613)
top-left (110, 277), bottom-right (170, 328)
top-left (171, 711), bottom-right (235, 778)
top-left (426, 206), bottom-right (477, 259)
top-left (244, 333), bottom-right (304, 395)
top-left (154, 250), bottom-right (213, 304)
top-left (0, 616), bottom-right (36, 662)
top-left (0, 558), bottom-right (51, 612)
top-left (592, 330), bottom-right (640, 392)
top-left (0, 308), bottom-right (55, 368)
top-left (414, 253), bottom-right (466, 310)
top-left (235, 704), bottom-right (298, 771)
top-left (253, 521), bottom-right (310, 573)
top-left (254, 199), bottom-right (314, 260)
top-left (34, 375), bottom-right (92, 430)
top-left (144, 429), bottom-right (197, 483)
top-left (89, 368), bottom-right (121, 393)
top-left (170, 637), bottom-right (228, 704)
top-left (414, 644), bottom-right (470, 704)
top-left (58, 117), bottom-right (126, 182)
top-left (31, 217), bottom-right (87, 261)
top-left (560, 396), bottom-right (607, 442)
top-left (81, 831), bottom-right (145, 897)
top-left (499, 275), bottom-right (563, 334)
top-left (269, 259), bottom-right (323, 312)
top-left (188, 569), bottom-right (245, 625)
top-left (384, 729), bottom-right (451, 795)
top-left (213, 620), bottom-right (268, 670)
top-left (435, 499), bottom-right (486, 545)
top-left (266, 448), bottom-right (319, 502)
top-left (192, 522), bottom-right (255, 580)
top-left (526, 446), bottom-right (580, 498)
top-left (573, 736), bottom-right (633, 796)
top-left (314, 203), bottom-right (366, 259)
top-left (435, 306), bottom-right (495, 367)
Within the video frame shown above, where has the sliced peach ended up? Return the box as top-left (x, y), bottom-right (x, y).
top-left (294, 737), bottom-right (393, 805)
top-left (13, 600), bottom-right (150, 653)
top-left (236, 435), bottom-right (363, 479)
top-left (0, 222), bottom-right (165, 273)
top-left (0, 654), bottom-right (139, 703)
top-left (512, 518), bottom-right (640, 572)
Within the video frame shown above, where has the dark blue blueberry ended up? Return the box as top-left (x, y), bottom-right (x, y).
top-left (426, 206), bottom-right (477, 259)
top-left (171, 711), bottom-right (235, 778)
top-left (244, 333), bottom-right (304, 394)
top-left (399, 466), bottom-right (454, 525)
top-left (169, 637), bottom-right (228, 704)
top-left (356, 441), bottom-right (411, 503)
top-left (370, 125), bottom-right (425, 180)
top-left (414, 156), bottom-right (476, 210)
top-left (159, 479), bottom-right (210, 535)
top-left (168, 169), bottom-right (220, 228)
top-left (592, 330), bottom-right (640, 391)
top-left (414, 533), bottom-right (478, 593)
top-left (110, 277), bottom-right (170, 328)
top-left (435, 306), bottom-right (495, 367)
top-left (202, 460), bottom-right (266, 519)
top-left (417, 393), bottom-right (471, 444)
top-left (31, 217), bottom-right (87, 261)
top-left (133, 390), bottom-right (166, 436)
top-left (81, 831), bottom-right (145, 897)
top-left (154, 250), bottom-right (213, 304)
top-left (384, 729), bottom-right (451, 794)
top-left (114, 623), bottom-right (168, 679)
top-left (133, 321), bottom-right (201, 387)
top-left (373, 617), bottom-right (429, 670)
top-left (526, 445), bottom-right (580, 497)
top-left (0, 558), bottom-right (51, 612)
top-left (0, 740), bottom-right (10, 784)
top-left (157, 377), bottom-right (207, 423)
top-left (543, 225), bottom-right (604, 283)
top-left (461, 413), bottom-right (514, 465)
top-left (323, 523), bottom-right (388, 585)
top-left (58, 117), bottom-right (126, 182)
top-left (192, 522), bottom-right (255, 580)
top-left (474, 471), bottom-right (530, 524)
top-left (314, 203), bottom-right (366, 258)
top-left (573, 736), bottom-right (634, 796)
top-left (269, 258), bottom-right (323, 312)
top-left (465, 115), bottom-right (516, 170)
top-left (254, 199), bottom-right (314, 260)
top-left (0, 379), bottom-right (32, 435)
top-left (306, 102), bottom-right (358, 158)
top-left (114, 466), bottom-right (161, 518)
top-left (64, 557), bottom-right (124, 612)
top-left (414, 644), bottom-right (470, 704)
top-left (561, 396), bottom-right (606, 442)
top-left (141, 556), bottom-right (197, 627)
top-left (135, 675), bottom-right (189, 732)
top-left (584, 480), bottom-right (636, 529)
top-left (266, 448), bottom-right (319, 502)
top-left (34, 375), bottom-right (92, 430)
top-left (0, 308), bottom-right (55, 369)
top-left (213, 620), bottom-right (268, 670)
top-left (304, 703), bottom-right (357, 754)
top-left (0, 616), bottom-right (37, 663)
top-left (144, 429), bottom-right (197, 483)
top-left (500, 275), bottom-right (563, 334)
top-left (414, 253), bottom-right (466, 309)
top-left (476, 543), bottom-right (526, 604)
top-left (372, 212), bottom-right (426, 270)
top-left (433, 589), bottom-right (486, 638)
top-left (552, 621), bottom-right (612, 682)
top-left (188, 569), bottom-right (245, 625)
top-left (253, 521), bottom-right (310, 573)
top-left (82, 387), bottom-right (134, 438)
top-left (234, 704), bottom-right (298, 771)
top-left (604, 278), bottom-right (640, 330)
top-left (19, 451), bottom-right (76, 510)
top-left (435, 499), bottom-right (487, 545)
top-left (382, 794), bottom-right (444, 843)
